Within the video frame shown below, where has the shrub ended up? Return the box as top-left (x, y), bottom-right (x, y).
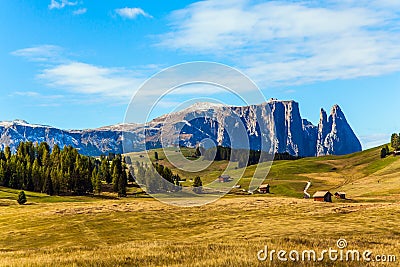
top-left (17, 191), bottom-right (27, 205)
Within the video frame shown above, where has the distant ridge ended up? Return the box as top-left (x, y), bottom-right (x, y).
top-left (0, 100), bottom-right (361, 156)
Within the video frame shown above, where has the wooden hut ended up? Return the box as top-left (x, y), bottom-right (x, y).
top-left (312, 191), bottom-right (332, 202)
top-left (334, 192), bottom-right (346, 199)
top-left (218, 175), bottom-right (231, 183)
top-left (259, 184), bottom-right (270, 194)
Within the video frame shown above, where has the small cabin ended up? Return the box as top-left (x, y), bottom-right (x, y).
top-left (312, 191), bottom-right (332, 202)
top-left (218, 175), bottom-right (231, 183)
top-left (334, 192), bottom-right (346, 199)
top-left (259, 184), bottom-right (270, 194)
top-left (394, 151), bottom-right (400, 156)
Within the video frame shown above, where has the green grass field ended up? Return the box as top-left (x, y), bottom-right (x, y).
top-left (1, 146), bottom-right (399, 266)
top-left (126, 145), bottom-right (400, 201)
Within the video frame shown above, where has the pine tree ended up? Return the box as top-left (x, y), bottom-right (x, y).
top-left (100, 157), bottom-right (112, 184)
top-left (391, 133), bottom-right (399, 150)
top-left (380, 147), bottom-right (387, 158)
top-left (112, 165), bottom-right (119, 193)
top-left (31, 159), bottom-right (41, 192)
top-left (128, 166), bottom-right (135, 183)
top-left (4, 146), bottom-right (11, 161)
top-left (193, 176), bottom-right (202, 193)
top-left (0, 160), bottom-right (5, 186)
top-left (43, 171), bottom-right (54, 195)
top-left (195, 146), bottom-right (201, 157)
top-left (92, 169), bottom-right (101, 195)
top-left (17, 191), bottom-right (27, 205)
top-left (118, 164), bottom-right (127, 197)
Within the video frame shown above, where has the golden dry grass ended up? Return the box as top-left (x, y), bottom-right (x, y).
top-left (0, 196), bottom-right (399, 266)
top-left (1, 146), bottom-right (399, 266)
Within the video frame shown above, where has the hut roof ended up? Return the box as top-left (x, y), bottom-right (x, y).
top-left (312, 191), bottom-right (332, 198)
top-left (259, 184), bottom-right (270, 189)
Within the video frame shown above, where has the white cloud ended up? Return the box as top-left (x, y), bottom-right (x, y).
top-left (37, 62), bottom-right (145, 102)
top-left (11, 91), bottom-right (64, 99)
top-left (12, 91), bottom-right (40, 97)
top-left (48, 0), bottom-right (77, 10)
top-left (158, 0), bottom-right (400, 87)
top-left (12, 45), bottom-right (154, 104)
top-left (115, 7), bottom-right (153, 19)
top-left (11, 45), bottom-right (63, 62)
top-left (73, 8), bottom-right (87, 15)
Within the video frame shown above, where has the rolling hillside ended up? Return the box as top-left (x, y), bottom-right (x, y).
top-left (125, 145), bottom-right (400, 201)
top-left (0, 145), bottom-right (399, 266)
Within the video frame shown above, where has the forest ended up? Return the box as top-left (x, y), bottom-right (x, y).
top-left (0, 142), bottom-right (128, 196)
top-left (199, 146), bottom-right (300, 167)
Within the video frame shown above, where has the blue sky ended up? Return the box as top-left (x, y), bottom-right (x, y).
top-left (1, 0), bottom-right (400, 149)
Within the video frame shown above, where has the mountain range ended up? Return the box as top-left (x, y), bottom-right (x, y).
top-left (0, 100), bottom-right (362, 157)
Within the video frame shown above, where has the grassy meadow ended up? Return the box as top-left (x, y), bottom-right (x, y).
top-left (0, 146), bottom-right (399, 266)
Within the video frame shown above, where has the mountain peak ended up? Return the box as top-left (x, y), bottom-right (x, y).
top-left (190, 102), bottom-right (225, 109)
top-left (180, 102), bottom-right (226, 113)
top-left (331, 104), bottom-right (342, 113)
top-left (14, 119), bottom-right (29, 124)
top-left (317, 104), bottom-right (361, 156)
top-left (319, 108), bottom-right (327, 122)
top-left (330, 104), bottom-right (345, 119)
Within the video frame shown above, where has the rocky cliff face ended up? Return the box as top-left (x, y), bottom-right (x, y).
top-left (316, 105), bottom-right (362, 156)
top-left (0, 100), bottom-right (362, 157)
top-left (0, 120), bottom-right (143, 156)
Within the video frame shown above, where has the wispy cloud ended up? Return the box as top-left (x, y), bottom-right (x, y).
top-left (48, 0), bottom-right (77, 10)
top-left (13, 46), bottom-right (255, 106)
top-left (11, 91), bottom-right (64, 99)
top-left (73, 8), bottom-right (87, 15)
top-left (11, 45), bottom-right (153, 104)
top-left (8, 91), bottom-right (65, 107)
top-left (12, 91), bottom-right (40, 97)
top-left (359, 133), bottom-right (391, 149)
top-left (158, 0), bottom-right (400, 88)
top-left (11, 45), bottom-right (64, 62)
top-left (38, 62), bottom-right (144, 101)
top-left (115, 7), bottom-right (153, 19)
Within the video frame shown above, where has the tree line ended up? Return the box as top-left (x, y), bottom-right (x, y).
top-left (0, 141), bottom-right (128, 196)
top-left (380, 133), bottom-right (400, 158)
top-left (197, 146), bottom-right (300, 168)
top-left (134, 161), bottom-right (182, 193)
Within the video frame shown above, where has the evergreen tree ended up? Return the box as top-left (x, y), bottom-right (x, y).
top-left (128, 166), bottom-right (135, 183)
top-left (391, 133), bottom-right (399, 150)
top-left (381, 147), bottom-right (387, 158)
top-left (31, 159), bottom-right (41, 192)
top-left (92, 169), bottom-right (101, 195)
top-left (100, 157), bottom-right (112, 184)
top-left (43, 171), bottom-right (54, 195)
top-left (17, 191), bottom-right (27, 205)
top-left (118, 165), bottom-right (127, 197)
top-left (195, 146), bottom-right (202, 157)
top-left (4, 146), bottom-right (11, 161)
top-left (112, 165), bottom-right (120, 193)
top-left (0, 160), bottom-right (5, 185)
top-left (193, 176), bottom-right (202, 193)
